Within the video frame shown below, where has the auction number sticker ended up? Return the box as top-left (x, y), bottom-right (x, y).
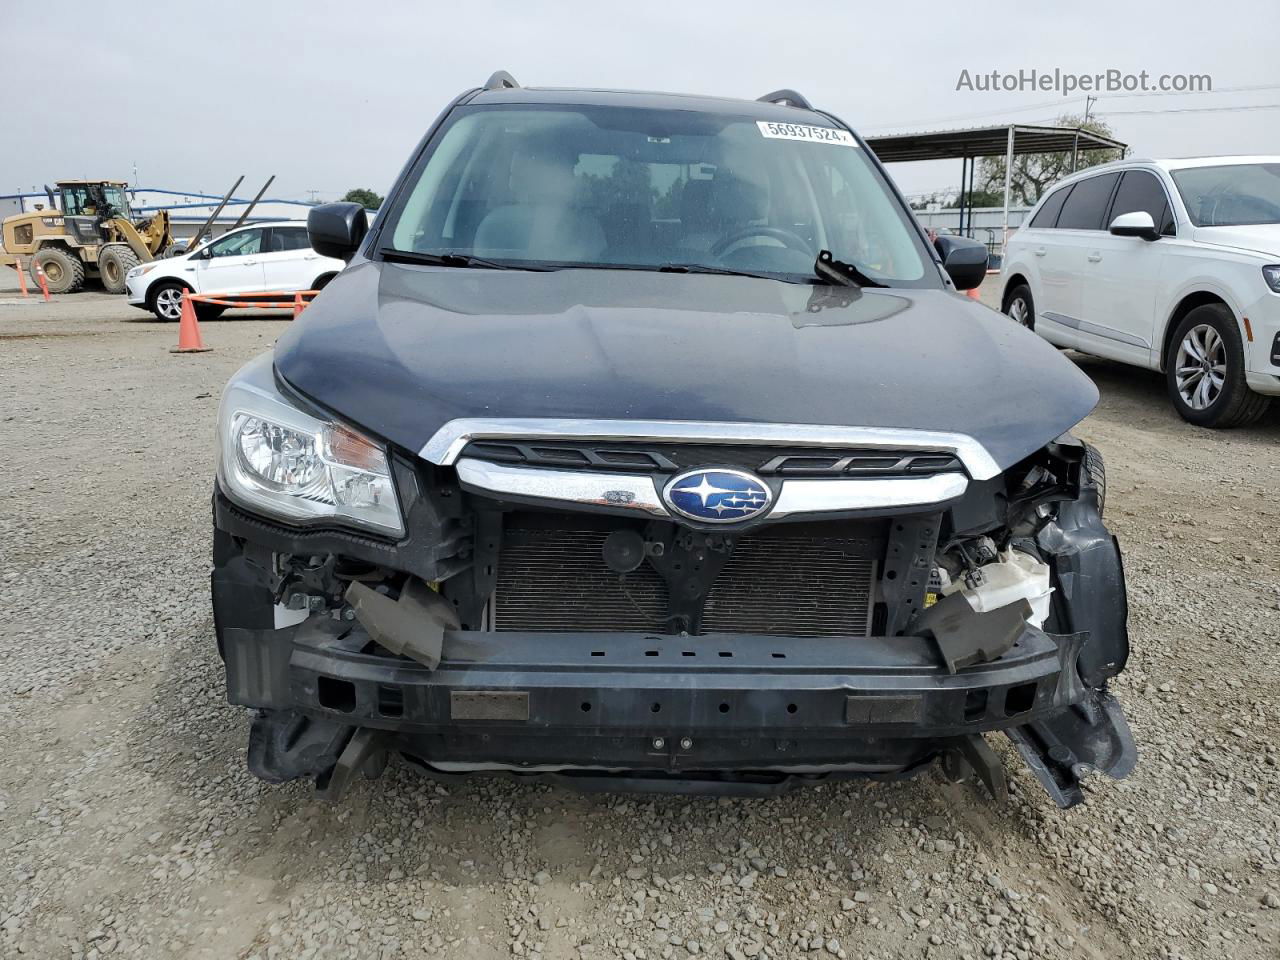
top-left (756, 121), bottom-right (858, 146)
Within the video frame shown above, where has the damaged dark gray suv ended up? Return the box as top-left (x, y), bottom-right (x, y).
top-left (211, 73), bottom-right (1134, 807)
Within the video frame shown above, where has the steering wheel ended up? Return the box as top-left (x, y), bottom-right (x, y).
top-left (710, 225), bottom-right (814, 259)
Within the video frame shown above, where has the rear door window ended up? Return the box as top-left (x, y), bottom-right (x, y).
top-left (1109, 170), bottom-right (1175, 235)
top-left (267, 226), bottom-right (313, 252)
top-left (1055, 173), bottom-right (1120, 230)
top-left (1029, 185), bottom-right (1072, 228)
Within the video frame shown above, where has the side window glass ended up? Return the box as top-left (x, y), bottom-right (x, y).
top-left (267, 227), bottom-right (311, 252)
top-left (1029, 186), bottom-right (1071, 228)
top-left (1056, 173), bottom-right (1120, 230)
top-left (208, 229), bottom-right (264, 258)
top-left (1110, 171), bottom-right (1174, 236)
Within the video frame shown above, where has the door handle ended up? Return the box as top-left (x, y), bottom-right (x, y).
top-left (243, 259), bottom-right (258, 265)
top-left (1034, 247), bottom-right (1047, 257)
top-left (1087, 252), bottom-right (1102, 262)
top-left (303, 254), bottom-right (319, 260)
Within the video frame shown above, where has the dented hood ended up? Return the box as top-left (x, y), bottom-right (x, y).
top-left (274, 260), bottom-right (1098, 472)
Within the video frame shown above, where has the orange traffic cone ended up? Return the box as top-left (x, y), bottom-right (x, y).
top-left (170, 292), bottom-right (212, 353)
top-left (965, 285), bottom-right (981, 300)
top-left (11, 261), bottom-right (29, 297)
top-left (34, 261), bottom-right (51, 302)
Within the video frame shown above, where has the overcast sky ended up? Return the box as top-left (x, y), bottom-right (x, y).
top-left (4, 0), bottom-right (1277, 202)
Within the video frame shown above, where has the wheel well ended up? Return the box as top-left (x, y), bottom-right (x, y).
top-left (1160, 291), bottom-right (1231, 371)
top-left (145, 277), bottom-right (191, 309)
top-left (34, 240), bottom-right (79, 257)
top-left (1001, 273), bottom-right (1028, 308)
top-left (312, 272), bottom-right (338, 290)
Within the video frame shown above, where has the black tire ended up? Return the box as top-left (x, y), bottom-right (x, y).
top-left (312, 272), bottom-right (337, 291)
top-left (148, 280), bottom-right (188, 322)
top-left (1003, 282), bottom-right (1034, 329)
top-left (98, 245), bottom-right (140, 294)
top-left (31, 246), bottom-right (86, 294)
top-left (1082, 442), bottom-right (1106, 517)
top-left (195, 304), bottom-right (226, 322)
top-left (1165, 304), bottom-right (1272, 428)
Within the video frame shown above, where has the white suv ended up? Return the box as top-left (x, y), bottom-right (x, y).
top-left (125, 220), bottom-right (345, 322)
top-left (1002, 156), bottom-right (1280, 427)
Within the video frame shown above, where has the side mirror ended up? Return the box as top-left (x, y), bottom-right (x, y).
top-left (308, 202), bottom-right (369, 262)
top-left (1109, 210), bottom-right (1159, 241)
top-left (934, 234), bottom-right (988, 291)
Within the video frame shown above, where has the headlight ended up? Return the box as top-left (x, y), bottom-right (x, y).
top-left (1263, 265), bottom-right (1280, 294)
top-left (217, 354), bottom-right (404, 536)
top-left (127, 263), bottom-right (157, 279)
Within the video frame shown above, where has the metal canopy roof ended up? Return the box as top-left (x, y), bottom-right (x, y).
top-left (865, 124), bottom-right (1127, 163)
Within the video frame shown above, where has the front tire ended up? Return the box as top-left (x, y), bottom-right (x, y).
top-left (31, 247), bottom-right (86, 294)
top-left (149, 281), bottom-right (187, 321)
top-left (1165, 305), bottom-right (1271, 428)
top-left (1003, 283), bottom-right (1034, 329)
top-left (98, 245), bottom-right (140, 294)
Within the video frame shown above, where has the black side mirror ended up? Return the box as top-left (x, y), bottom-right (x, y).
top-left (308, 202), bottom-right (368, 262)
top-left (934, 234), bottom-right (988, 291)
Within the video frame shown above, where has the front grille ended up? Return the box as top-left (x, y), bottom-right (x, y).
top-left (461, 440), bottom-right (963, 479)
top-left (492, 518), bottom-right (877, 637)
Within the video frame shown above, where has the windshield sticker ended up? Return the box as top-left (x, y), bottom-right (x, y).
top-left (756, 121), bottom-right (858, 146)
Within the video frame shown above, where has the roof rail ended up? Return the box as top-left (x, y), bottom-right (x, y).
top-left (757, 89), bottom-right (812, 110)
top-left (484, 70), bottom-right (520, 91)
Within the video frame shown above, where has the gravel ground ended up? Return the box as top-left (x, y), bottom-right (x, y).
top-left (2, 274), bottom-right (1278, 960)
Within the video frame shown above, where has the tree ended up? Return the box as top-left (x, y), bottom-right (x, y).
top-left (977, 114), bottom-right (1123, 207)
top-left (342, 188), bottom-right (384, 209)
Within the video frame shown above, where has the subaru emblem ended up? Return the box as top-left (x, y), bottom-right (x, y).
top-left (662, 468), bottom-right (773, 524)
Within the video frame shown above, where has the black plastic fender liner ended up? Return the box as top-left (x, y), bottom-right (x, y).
top-left (247, 709), bottom-right (354, 785)
top-left (1006, 690), bottom-right (1136, 809)
top-left (1037, 497), bottom-right (1130, 687)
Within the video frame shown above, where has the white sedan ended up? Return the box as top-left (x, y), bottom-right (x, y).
top-left (125, 220), bottom-right (345, 321)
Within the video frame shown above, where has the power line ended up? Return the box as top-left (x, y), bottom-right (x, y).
top-left (861, 82), bottom-right (1280, 133)
top-left (1100, 81), bottom-right (1280, 100)
top-left (1096, 102), bottom-right (1280, 117)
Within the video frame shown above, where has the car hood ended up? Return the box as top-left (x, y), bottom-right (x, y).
top-left (274, 261), bottom-right (1098, 472)
top-left (1191, 224), bottom-right (1280, 258)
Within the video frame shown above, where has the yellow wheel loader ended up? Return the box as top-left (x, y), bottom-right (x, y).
top-left (0, 181), bottom-right (175, 294)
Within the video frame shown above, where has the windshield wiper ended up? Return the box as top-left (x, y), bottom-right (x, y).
top-left (656, 263), bottom-right (783, 281)
top-left (378, 249), bottom-right (553, 271)
top-left (814, 250), bottom-right (887, 288)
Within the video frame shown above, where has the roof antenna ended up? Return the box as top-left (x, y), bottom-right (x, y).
top-left (485, 70), bottom-right (519, 91)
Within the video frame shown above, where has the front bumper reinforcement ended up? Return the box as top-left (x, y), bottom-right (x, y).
top-left (225, 618), bottom-right (1134, 805)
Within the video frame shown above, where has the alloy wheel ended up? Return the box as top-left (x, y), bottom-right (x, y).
top-left (1007, 297), bottom-right (1030, 327)
top-left (1174, 323), bottom-right (1227, 410)
top-left (156, 287), bottom-right (184, 320)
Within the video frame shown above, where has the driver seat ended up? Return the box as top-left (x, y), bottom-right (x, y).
top-left (677, 176), bottom-right (767, 255)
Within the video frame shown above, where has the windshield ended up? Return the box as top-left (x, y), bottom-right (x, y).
top-left (59, 185), bottom-right (129, 217)
top-left (383, 104), bottom-right (932, 285)
top-left (1171, 163), bottom-right (1280, 227)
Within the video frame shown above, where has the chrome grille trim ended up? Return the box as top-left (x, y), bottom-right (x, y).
top-left (456, 458), bottom-right (668, 516)
top-left (769, 474), bottom-right (968, 518)
top-left (456, 458), bottom-right (968, 518)
top-left (422, 418), bottom-right (1001, 480)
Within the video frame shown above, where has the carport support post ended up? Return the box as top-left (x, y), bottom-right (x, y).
top-left (1001, 125), bottom-right (1015, 264)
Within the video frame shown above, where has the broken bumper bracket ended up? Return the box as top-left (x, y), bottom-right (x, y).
top-left (1006, 690), bottom-right (1136, 808)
